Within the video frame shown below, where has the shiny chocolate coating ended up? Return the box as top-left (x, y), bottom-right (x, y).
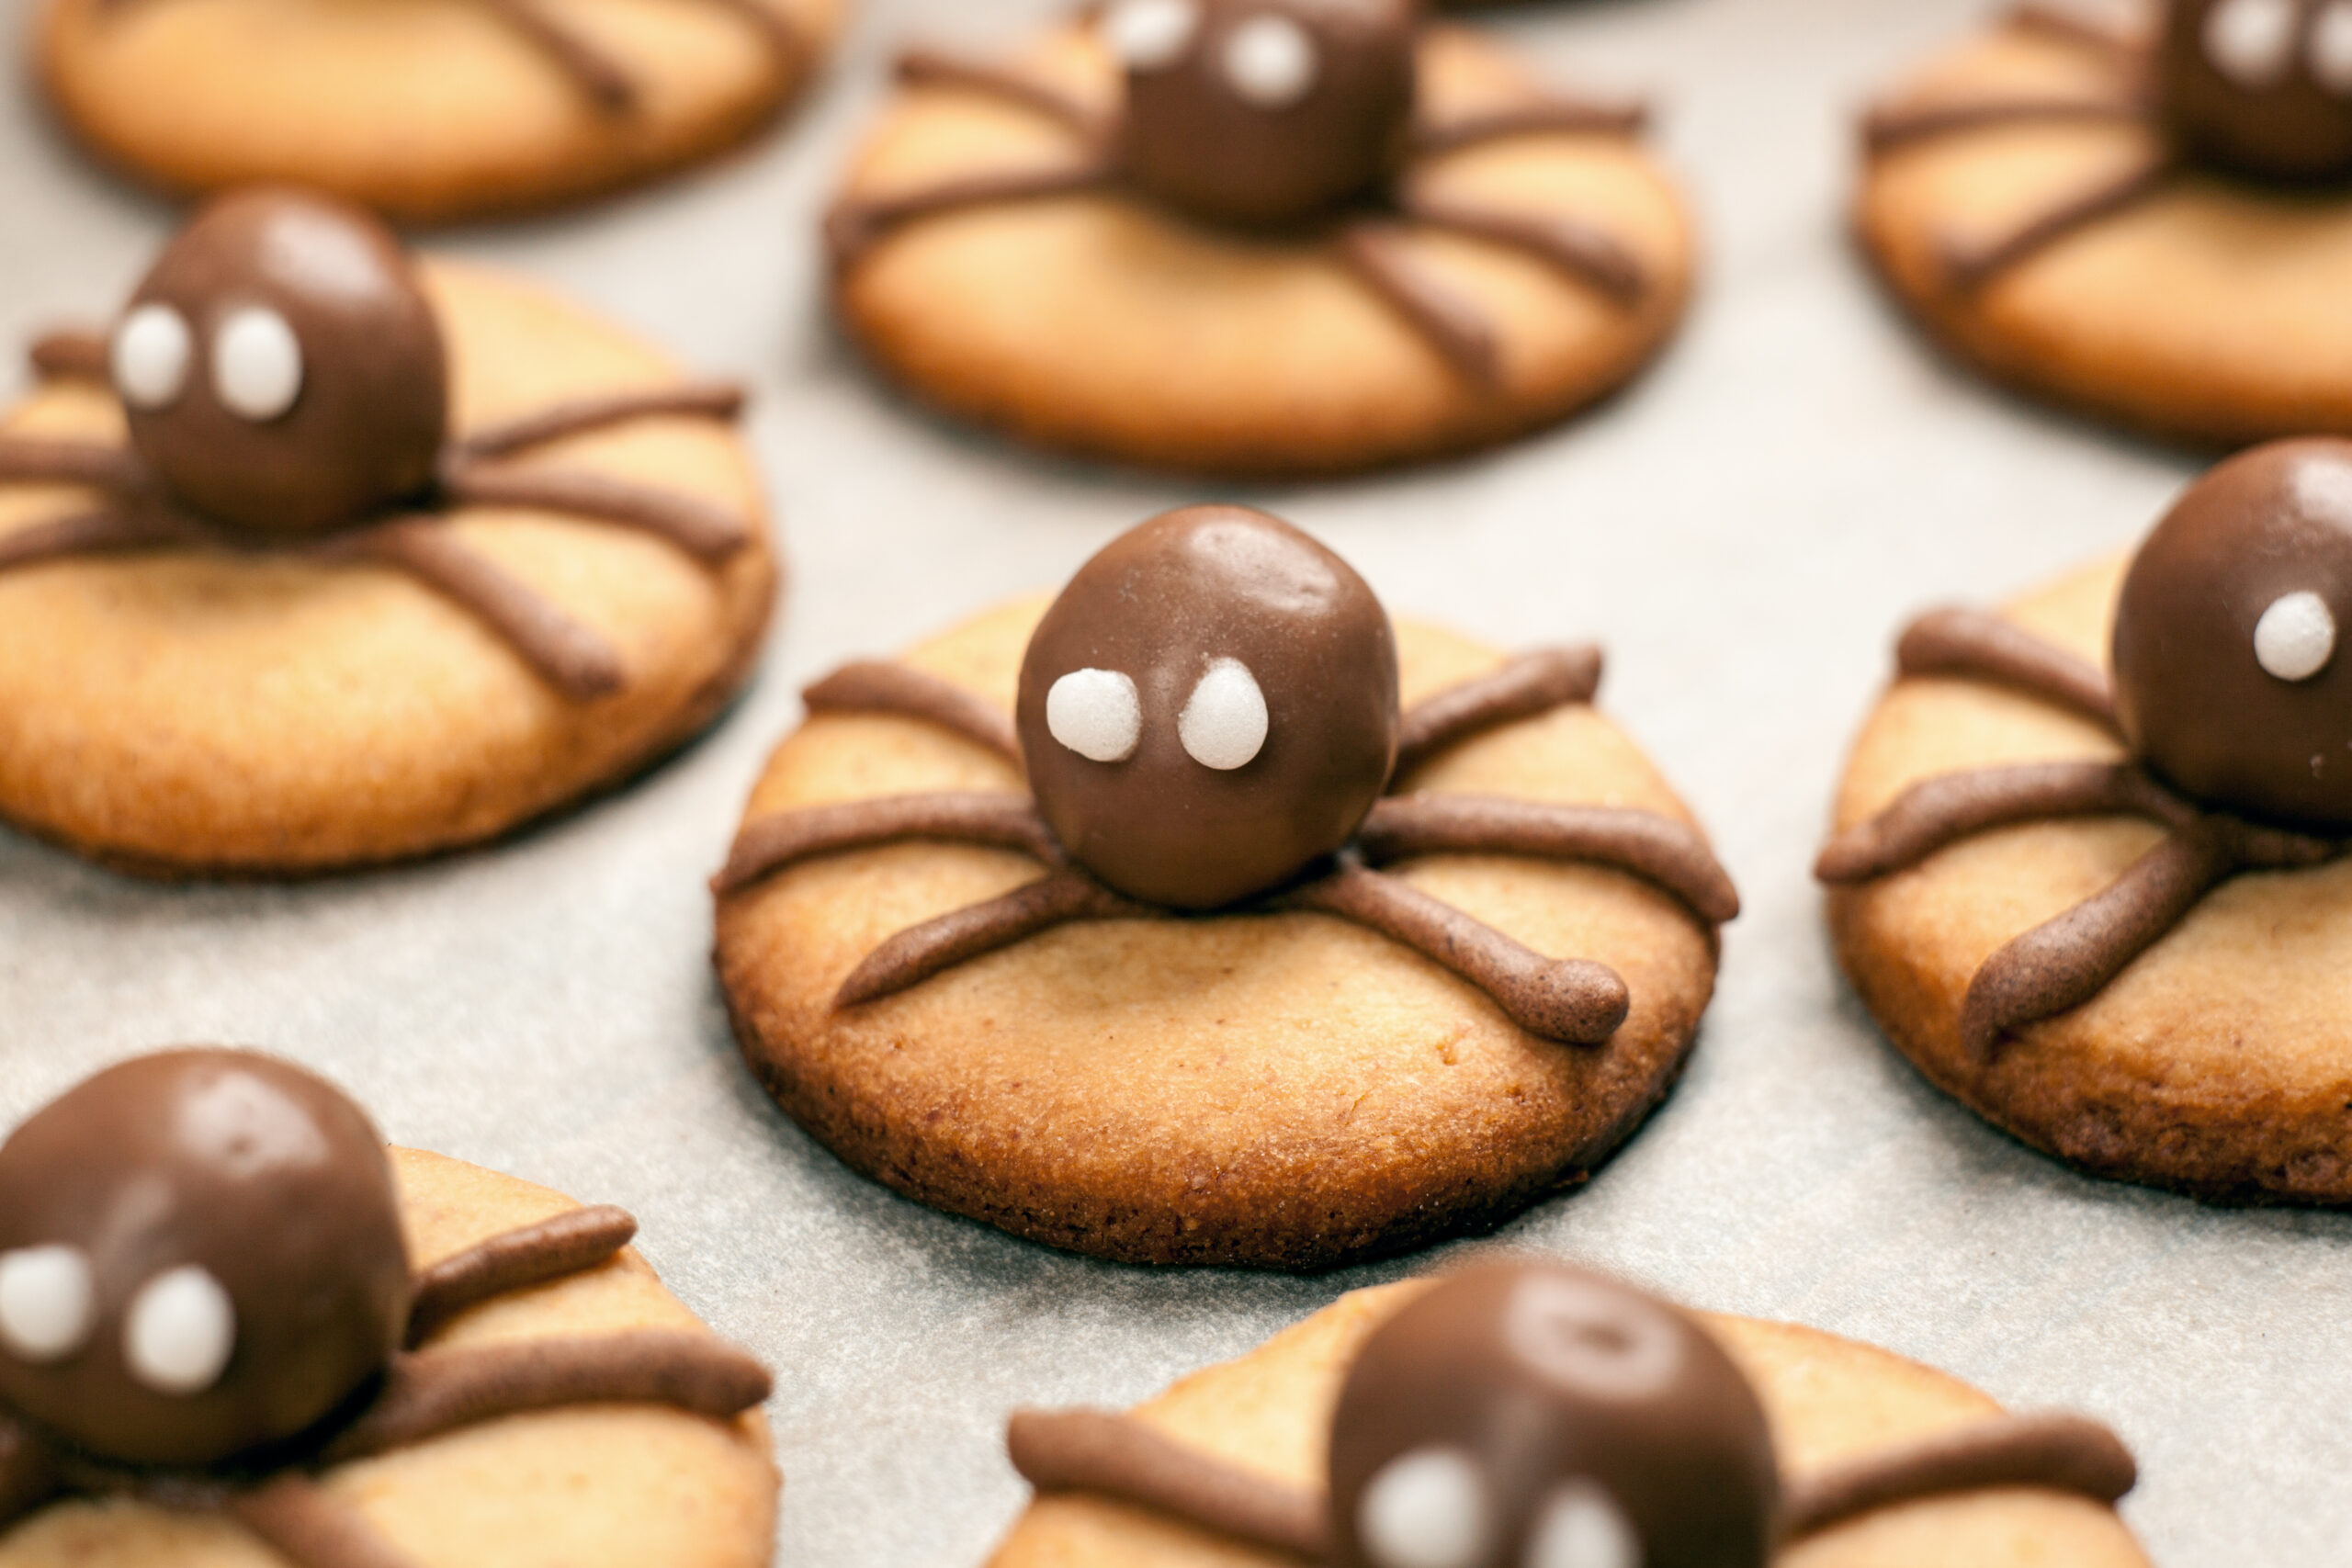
top-left (122, 187), bottom-right (448, 536)
top-left (1015, 504), bottom-right (1399, 908)
top-left (2158, 0), bottom-right (2352, 180)
top-left (0, 1050), bottom-right (410, 1468)
top-left (2113, 438), bottom-right (2352, 829)
top-left (1109, 0), bottom-right (1418, 227)
top-left (1328, 1259), bottom-right (1778, 1568)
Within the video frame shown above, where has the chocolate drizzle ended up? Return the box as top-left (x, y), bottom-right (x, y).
top-left (404, 1203), bottom-right (638, 1347)
top-left (1894, 604), bottom-right (2120, 730)
top-left (371, 0), bottom-right (802, 117)
top-left (895, 47), bottom-right (1105, 137)
top-left (27, 332), bottom-right (107, 382)
top-left (1392, 644), bottom-right (1603, 774)
top-left (1938, 150), bottom-right (2174, 291)
top-left (1360, 794), bottom-right (1741, 922)
top-left (457, 382), bottom-right (747, 461)
top-left (1781, 1411), bottom-right (2137, 1538)
top-left (1335, 222), bottom-right (1501, 384)
top-left (801, 660), bottom-right (1023, 762)
top-left (714, 792), bottom-right (1054, 895)
top-left (1009, 1407), bottom-right (1329, 1559)
top-left (835, 870), bottom-right (1153, 1007)
top-left (343, 522), bottom-right (627, 700)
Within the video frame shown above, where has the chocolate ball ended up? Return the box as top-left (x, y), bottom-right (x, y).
top-left (2158, 0), bottom-right (2352, 180)
top-left (1016, 504), bottom-right (1399, 909)
top-left (2113, 438), bottom-right (2352, 830)
top-left (0, 1049), bottom-right (410, 1468)
top-left (1103, 0), bottom-right (1418, 226)
top-left (1328, 1260), bottom-right (1779, 1568)
top-left (119, 187), bottom-right (448, 536)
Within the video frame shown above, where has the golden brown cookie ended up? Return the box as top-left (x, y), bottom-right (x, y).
top-left (826, 9), bottom-right (1695, 476)
top-left (38, 0), bottom-right (844, 222)
top-left (0, 191), bottom-right (778, 876)
top-left (1855, 2), bottom-right (2352, 446)
top-left (715, 506), bottom-right (1730, 1270)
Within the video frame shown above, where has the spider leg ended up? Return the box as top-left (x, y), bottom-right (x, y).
top-left (824, 161), bottom-right (1118, 269)
top-left (28, 330), bottom-right (108, 383)
top-left (834, 870), bottom-right (1153, 1008)
top-left (895, 47), bottom-right (1107, 140)
top-left (1335, 220), bottom-right (1501, 385)
top-left (0, 505), bottom-right (192, 572)
top-left (0, 435), bottom-right (150, 494)
top-left (1282, 863), bottom-right (1629, 1043)
top-left (1938, 148), bottom-right (2173, 291)
top-left (1894, 605), bottom-right (2120, 732)
top-left (230, 1476), bottom-right (420, 1568)
top-left (0, 1420), bottom-right (62, 1533)
top-left (2004, 1), bottom-right (2152, 56)
top-left (1395, 188), bottom-right (1645, 306)
top-left (338, 520), bottom-right (626, 700)
top-left (1861, 91), bottom-right (2145, 154)
top-left (456, 382), bottom-right (745, 462)
top-left (1393, 646), bottom-right (1604, 775)
top-left (1781, 1411), bottom-right (2134, 1543)
top-left (405, 1204), bottom-right (639, 1348)
top-left (694, 0), bottom-right (806, 68)
top-left (1008, 1407), bottom-right (1329, 1561)
top-left (1815, 761), bottom-right (2187, 884)
top-left (800, 660), bottom-right (1023, 765)
top-left (438, 460), bottom-right (750, 562)
top-left (1409, 96), bottom-right (1649, 159)
top-left (321, 1331), bottom-right (772, 1464)
top-left (471, 0), bottom-right (636, 112)
top-left (1358, 795), bottom-right (1739, 924)
top-left (715, 792), bottom-right (1052, 895)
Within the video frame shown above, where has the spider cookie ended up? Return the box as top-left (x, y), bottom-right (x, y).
top-left (37, 0), bottom-right (843, 222)
top-left (1820, 438), bottom-right (2352, 1201)
top-left (714, 504), bottom-right (1736, 1269)
top-left (0, 1047), bottom-right (775, 1568)
top-left (1857, 1), bottom-right (2352, 445)
top-left (824, 0), bottom-right (1695, 476)
top-left (0, 187), bottom-right (777, 875)
top-left (990, 1257), bottom-right (2148, 1568)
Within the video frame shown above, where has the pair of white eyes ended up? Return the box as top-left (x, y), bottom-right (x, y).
top-left (2204, 0), bottom-right (2352, 92)
top-left (1104, 0), bottom-right (1323, 108)
top-left (111, 301), bottom-right (305, 423)
top-left (0, 1246), bottom-right (236, 1396)
top-left (1046, 658), bottom-right (1270, 770)
top-left (2254, 590), bottom-right (2336, 682)
top-left (1359, 1451), bottom-right (1637, 1568)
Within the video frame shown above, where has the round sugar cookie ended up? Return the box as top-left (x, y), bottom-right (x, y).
top-left (826, 16), bottom-right (1695, 476)
top-left (38, 0), bottom-right (845, 222)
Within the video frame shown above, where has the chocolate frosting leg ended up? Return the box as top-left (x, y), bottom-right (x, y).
top-left (322, 1332), bottom-right (773, 1463)
top-left (1894, 606), bottom-right (2120, 731)
top-left (1862, 93), bottom-right (2144, 153)
top-left (715, 793), bottom-right (1054, 895)
top-left (801, 660), bottom-right (1023, 763)
top-left (1392, 646), bottom-right (1604, 774)
top-left (28, 330), bottom-right (108, 381)
top-left (834, 870), bottom-right (1153, 1008)
top-left (1007, 1408), bottom-right (1328, 1561)
top-left (1398, 191), bottom-right (1646, 305)
top-left (696, 0), bottom-right (805, 65)
top-left (895, 47), bottom-right (1107, 137)
top-left (824, 163), bottom-right (1116, 268)
top-left (1410, 96), bottom-right (1649, 157)
top-left (1358, 794), bottom-right (1740, 923)
top-left (405, 1205), bottom-right (639, 1348)
top-left (1283, 863), bottom-right (1630, 1043)
top-left (344, 522), bottom-right (626, 700)
top-left (1782, 1411), bottom-right (2136, 1541)
top-left (1815, 761), bottom-right (2186, 884)
top-left (0, 436), bottom-right (150, 492)
top-left (0, 506), bottom-right (191, 572)
top-left (438, 464), bottom-right (750, 561)
top-left (1939, 151), bottom-right (2172, 291)
top-left (2005, 1), bottom-right (2152, 55)
top-left (0, 1421), bottom-right (61, 1530)
top-left (1335, 222), bottom-right (1501, 386)
top-left (231, 1475), bottom-right (421, 1568)
top-left (457, 382), bottom-right (746, 461)
top-left (473, 0), bottom-right (637, 112)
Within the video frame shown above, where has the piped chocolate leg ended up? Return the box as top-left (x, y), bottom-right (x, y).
top-left (1336, 221), bottom-right (1501, 385)
top-left (895, 47), bottom-right (1106, 138)
top-left (1283, 863), bottom-right (1630, 1043)
top-left (1358, 795), bottom-right (1739, 924)
top-left (0, 436), bottom-right (149, 493)
top-left (2004, 1), bottom-right (2151, 55)
top-left (457, 382), bottom-right (746, 461)
top-left (473, 0), bottom-right (636, 112)
top-left (1815, 761), bottom-right (2185, 884)
top-left (0, 1422), bottom-right (61, 1532)
top-left (0, 506), bottom-right (192, 571)
top-left (1861, 92), bottom-right (2144, 154)
top-left (1393, 646), bottom-right (1604, 775)
top-left (322, 1331), bottom-right (773, 1464)
top-left (231, 1475), bottom-right (421, 1568)
top-left (438, 462), bottom-right (750, 561)
top-left (1410, 96), bottom-right (1648, 158)
top-left (1396, 189), bottom-right (1645, 306)
top-left (405, 1205), bottom-right (639, 1348)
top-left (28, 330), bottom-right (108, 382)
top-left (825, 162), bottom-right (1116, 268)
top-left (715, 793), bottom-right (1054, 895)
top-left (834, 871), bottom-right (1152, 1008)
top-left (800, 660), bottom-right (1023, 764)
top-left (344, 521), bottom-right (625, 700)
top-left (1894, 605), bottom-right (2120, 731)
top-left (1781, 1411), bottom-right (2136, 1542)
top-left (1939, 151), bottom-right (2172, 292)
top-left (696, 0), bottom-right (805, 66)
top-left (1008, 1408), bottom-right (1329, 1561)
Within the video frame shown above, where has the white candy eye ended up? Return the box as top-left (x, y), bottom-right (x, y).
top-left (1222, 14), bottom-right (1318, 107)
top-left (211, 306), bottom-right (303, 423)
top-left (1046, 668), bottom-right (1144, 762)
top-left (2312, 1), bottom-right (2352, 90)
top-left (1105, 0), bottom-right (1200, 71)
top-left (111, 304), bottom-right (192, 411)
top-left (0, 1246), bottom-right (96, 1362)
top-left (1177, 657), bottom-right (1268, 769)
top-left (1358, 1449), bottom-right (1489, 1568)
top-left (123, 1265), bottom-right (235, 1395)
top-left (2205, 0), bottom-right (2299, 86)
top-left (2255, 590), bottom-right (2337, 681)
top-left (1524, 1481), bottom-right (1639, 1568)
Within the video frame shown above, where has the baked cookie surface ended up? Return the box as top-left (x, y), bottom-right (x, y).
top-left (828, 12), bottom-right (1695, 476)
top-left (38, 0), bottom-right (844, 222)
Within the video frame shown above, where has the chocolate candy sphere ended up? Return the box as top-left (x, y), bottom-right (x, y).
top-left (117, 187), bottom-right (448, 536)
top-left (1015, 504), bottom-right (1399, 909)
top-left (2113, 438), bottom-right (2352, 830)
top-left (1328, 1260), bottom-right (1778, 1568)
top-left (2159, 0), bottom-right (2352, 180)
top-left (1102, 0), bottom-right (1418, 226)
top-left (0, 1050), bottom-right (410, 1468)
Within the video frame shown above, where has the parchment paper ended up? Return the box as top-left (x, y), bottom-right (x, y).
top-left (0, 0), bottom-right (2340, 1562)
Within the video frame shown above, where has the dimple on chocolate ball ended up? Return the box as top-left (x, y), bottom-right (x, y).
top-left (2158, 0), bottom-right (2352, 181)
top-left (1102, 0), bottom-right (1418, 227)
top-left (1327, 1260), bottom-right (1778, 1568)
top-left (116, 186), bottom-right (449, 537)
top-left (0, 1049), bottom-right (411, 1468)
top-left (1015, 504), bottom-right (1399, 909)
top-left (2112, 437), bottom-right (2352, 830)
